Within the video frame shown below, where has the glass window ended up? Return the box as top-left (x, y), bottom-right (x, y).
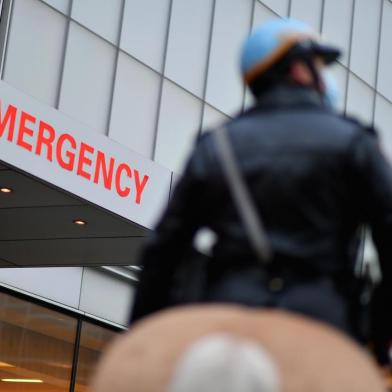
top-left (253, 2), bottom-right (277, 27)
top-left (42, 0), bottom-right (70, 15)
top-left (321, 0), bottom-right (353, 66)
top-left (155, 80), bottom-right (202, 173)
top-left (59, 22), bottom-right (116, 134)
top-left (71, 0), bottom-right (123, 44)
top-left (74, 321), bottom-right (117, 392)
top-left (0, 291), bottom-right (77, 391)
top-left (350, 0), bottom-right (382, 87)
top-left (377, 0), bottom-right (392, 101)
top-left (3, 0), bottom-right (67, 106)
top-left (109, 52), bottom-right (161, 158)
top-left (202, 104), bottom-right (230, 131)
top-left (374, 94), bottom-right (392, 161)
top-left (205, 0), bottom-right (253, 115)
top-left (258, 0), bottom-right (288, 16)
top-left (290, 0), bottom-right (323, 32)
top-left (346, 73), bottom-right (374, 125)
top-left (120, 0), bottom-right (171, 72)
top-left (165, 0), bottom-right (213, 98)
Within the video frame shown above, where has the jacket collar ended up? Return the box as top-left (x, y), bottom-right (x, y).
top-left (254, 84), bottom-right (325, 109)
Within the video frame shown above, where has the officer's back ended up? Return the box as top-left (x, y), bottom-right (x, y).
top-left (200, 84), bottom-right (365, 278)
top-left (130, 18), bottom-right (392, 369)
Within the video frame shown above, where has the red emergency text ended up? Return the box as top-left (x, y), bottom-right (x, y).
top-left (0, 101), bottom-right (149, 205)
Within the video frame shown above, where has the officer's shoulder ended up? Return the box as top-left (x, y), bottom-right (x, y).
top-left (193, 118), bottom-right (239, 168)
top-left (197, 117), bottom-right (237, 143)
top-left (193, 129), bottom-right (214, 149)
top-left (191, 122), bottom-right (230, 160)
top-left (190, 123), bottom-right (232, 178)
top-left (332, 111), bottom-right (377, 137)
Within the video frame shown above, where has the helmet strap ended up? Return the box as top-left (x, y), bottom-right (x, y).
top-left (303, 57), bottom-right (324, 96)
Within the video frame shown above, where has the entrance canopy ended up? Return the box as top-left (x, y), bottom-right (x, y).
top-left (0, 161), bottom-right (148, 267)
top-left (0, 81), bottom-right (174, 267)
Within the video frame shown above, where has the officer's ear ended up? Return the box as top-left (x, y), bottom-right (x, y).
top-left (289, 57), bottom-right (326, 89)
top-left (288, 59), bottom-right (314, 86)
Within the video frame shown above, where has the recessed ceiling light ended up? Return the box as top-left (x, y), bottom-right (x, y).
top-left (1, 379), bottom-right (43, 383)
top-left (73, 219), bottom-right (87, 226)
top-left (0, 187), bottom-right (12, 193)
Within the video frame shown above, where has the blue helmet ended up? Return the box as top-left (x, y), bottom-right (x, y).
top-left (241, 18), bottom-right (340, 86)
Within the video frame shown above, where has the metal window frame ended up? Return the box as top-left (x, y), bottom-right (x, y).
top-left (0, 285), bottom-right (122, 392)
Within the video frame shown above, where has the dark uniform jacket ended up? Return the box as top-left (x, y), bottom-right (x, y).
top-left (130, 85), bottom-right (391, 363)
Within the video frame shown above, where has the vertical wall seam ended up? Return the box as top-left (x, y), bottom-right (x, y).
top-left (288, 0), bottom-right (293, 17)
top-left (199, 0), bottom-right (216, 135)
top-left (54, 0), bottom-right (73, 109)
top-left (77, 267), bottom-right (85, 309)
top-left (151, 0), bottom-right (174, 161)
top-left (0, 0), bottom-right (14, 80)
top-left (249, 0), bottom-right (256, 36)
top-left (287, 0), bottom-right (291, 16)
top-left (372, 0), bottom-right (384, 126)
top-left (105, 0), bottom-right (126, 137)
top-left (343, 0), bottom-right (356, 115)
top-left (319, 0), bottom-right (326, 34)
top-left (240, 0), bottom-right (256, 114)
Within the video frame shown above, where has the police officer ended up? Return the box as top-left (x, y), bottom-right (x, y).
top-left (130, 19), bottom-right (391, 366)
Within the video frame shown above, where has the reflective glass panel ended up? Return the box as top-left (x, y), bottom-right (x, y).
top-left (155, 79), bottom-right (202, 173)
top-left (165, 0), bottom-right (213, 97)
top-left (321, 0), bottom-right (353, 66)
top-left (42, 0), bottom-right (70, 14)
top-left (351, 0), bottom-right (382, 87)
top-left (72, 0), bottom-right (123, 44)
top-left (59, 22), bottom-right (116, 134)
top-left (290, 0), bottom-right (323, 32)
top-left (253, 2), bottom-right (277, 27)
top-left (346, 73), bottom-right (374, 125)
top-left (121, 0), bottom-right (170, 72)
top-left (109, 52), bottom-right (161, 158)
top-left (74, 321), bottom-right (117, 391)
top-left (202, 104), bottom-right (230, 131)
top-left (3, 0), bottom-right (67, 106)
top-left (374, 94), bottom-right (392, 162)
top-left (258, 0), bottom-right (288, 16)
top-left (377, 0), bottom-right (392, 101)
top-left (205, 0), bottom-right (253, 115)
top-left (0, 292), bottom-right (77, 391)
